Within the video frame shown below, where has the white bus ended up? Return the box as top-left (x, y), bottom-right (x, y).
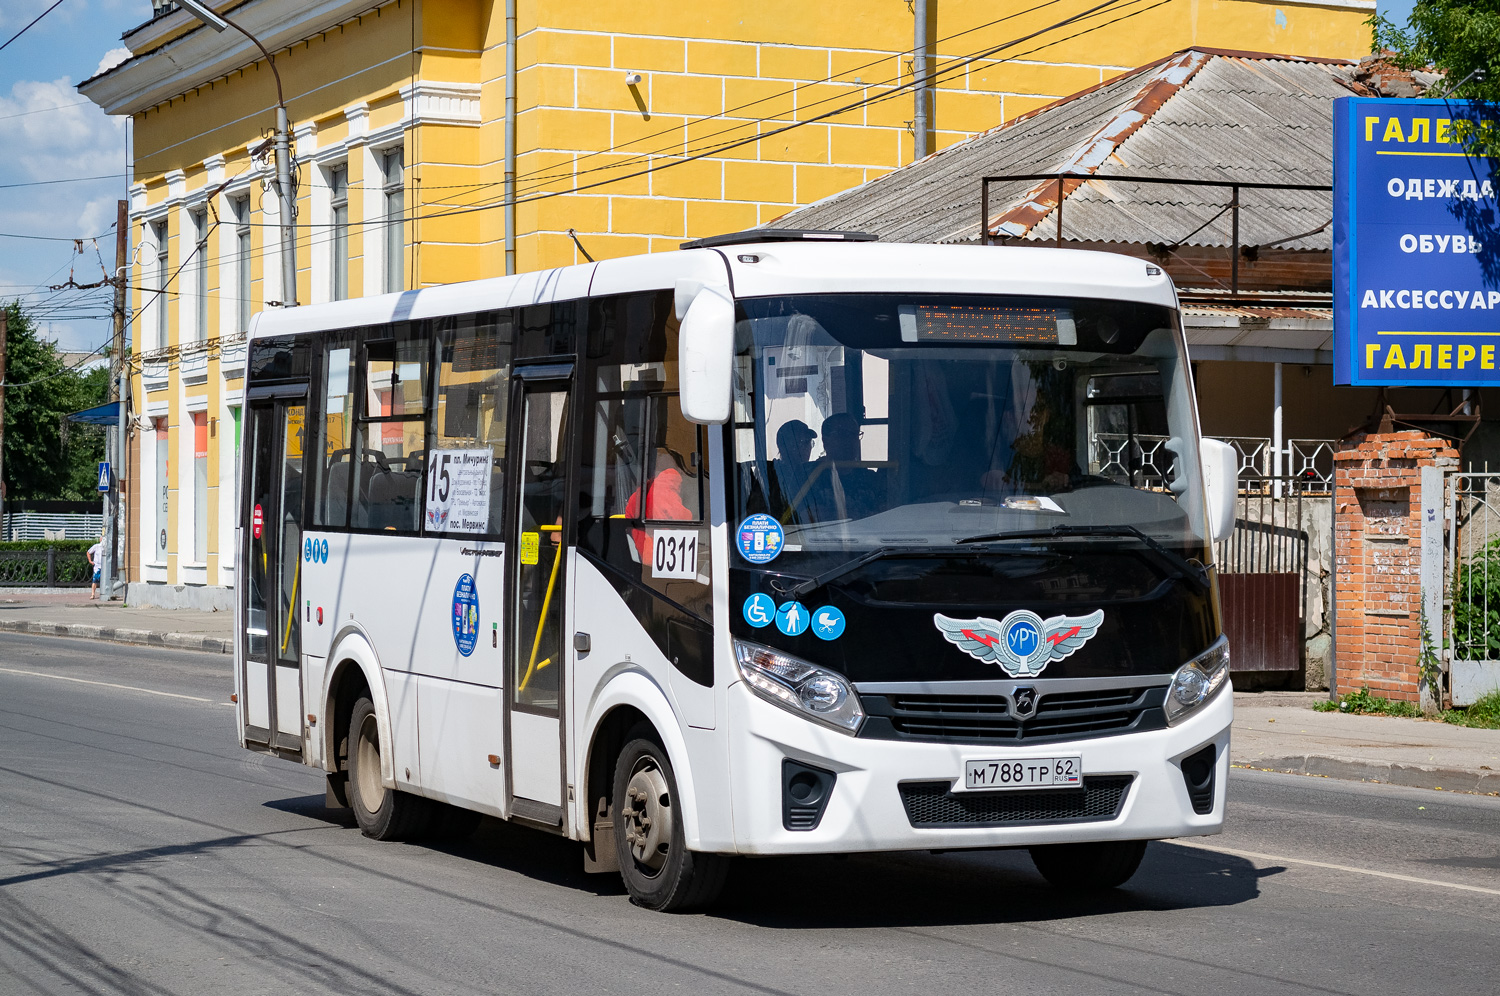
top-left (237, 232), bottom-right (1238, 911)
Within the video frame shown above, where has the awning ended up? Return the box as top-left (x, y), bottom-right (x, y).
top-left (66, 401), bottom-right (121, 425)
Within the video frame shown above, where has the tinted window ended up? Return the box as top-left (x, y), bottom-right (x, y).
top-left (248, 335), bottom-right (311, 383)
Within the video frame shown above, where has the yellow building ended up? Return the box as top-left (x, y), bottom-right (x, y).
top-left (79, 0), bottom-right (1372, 607)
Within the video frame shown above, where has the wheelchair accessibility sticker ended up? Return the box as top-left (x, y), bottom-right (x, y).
top-left (742, 592), bottom-right (775, 628)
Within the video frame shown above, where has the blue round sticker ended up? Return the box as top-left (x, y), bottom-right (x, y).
top-left (452, 573), bottom-right (480, 657)
top-left (775, 600), bottom-right (810, 637)
top-left (1003, 613), bottom-right (1041, 661)
top-left (742, 592), bottom-right (776, 628)
top-left (304, 538), bottom-right (312, 562)
top-left (810, 605), bottom-right (846, 641)
top-left (737, 514), bottom-right (785, 564)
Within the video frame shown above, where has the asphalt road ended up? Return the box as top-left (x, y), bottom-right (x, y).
top-left (1, 633), bottom-right (1497, 996)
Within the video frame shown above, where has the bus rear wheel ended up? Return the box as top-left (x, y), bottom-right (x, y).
top-left (347, 696), bottom-right (433, 841)
top-left (1028, 839), bottom-right (1148, 891)
top-left (612, 731), bottom-right (727, 911)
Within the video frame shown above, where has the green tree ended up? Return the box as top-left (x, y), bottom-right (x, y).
top-left (2, 302), bottom-right (110, 501)
top-left (1374, 2), bottom-right (1500, 152)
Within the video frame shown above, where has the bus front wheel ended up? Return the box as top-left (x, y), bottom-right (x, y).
top-left (1028, 840), bottom-right (1148, 891)
top-left (612, 729), bottom-right (727, 911)
top-left (347, 696), bottom-right (432, 841)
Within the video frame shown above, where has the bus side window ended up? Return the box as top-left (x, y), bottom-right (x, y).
top-left (312, 336), bottom-right (357, 528)
top-left (429, 312), bottom-right (513, 537)
top-left (354, 326), bottom-right (429, 532)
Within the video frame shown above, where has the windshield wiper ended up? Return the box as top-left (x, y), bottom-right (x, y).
top-left (776, 546), bottom-right (935, 599)
top-left (957, 524), bottom-right (1209, 592)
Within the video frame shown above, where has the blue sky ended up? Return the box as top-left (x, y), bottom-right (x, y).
top-left (0, 0), bottom-right (1417, 353)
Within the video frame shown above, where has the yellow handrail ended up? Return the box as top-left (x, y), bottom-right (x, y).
top-left (281, 564), bottom-right (299, 655)
top-left (519, 524), bottom-right (562, 692)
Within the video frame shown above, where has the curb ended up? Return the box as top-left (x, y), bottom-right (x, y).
top-left (0, 619), bottom-right (232, 655)
top-left (1233, 754), bottom-right (1500, 795)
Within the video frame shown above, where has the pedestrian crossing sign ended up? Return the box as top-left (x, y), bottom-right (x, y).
top-left (97, 462), bottom-right (111, 492)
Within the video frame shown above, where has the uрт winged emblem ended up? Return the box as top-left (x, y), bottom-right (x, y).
top-left (933, 609), bottom-right (1106, 678)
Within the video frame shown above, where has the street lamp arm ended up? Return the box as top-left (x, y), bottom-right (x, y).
top-left (173, 1), bottom-right (286, 111)
top-left (219, 15), bottom-right (286, 113)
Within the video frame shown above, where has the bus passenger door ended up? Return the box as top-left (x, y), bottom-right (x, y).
top-left (242, 399), bottom-right (306, 756)
top-left (505, 369), bottom-right (572, 826)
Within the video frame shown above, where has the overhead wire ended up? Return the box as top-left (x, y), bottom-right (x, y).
top-left (447, 0), bottom-right (1138, 207)
top-left (0, 0), bottom-right (67, 55)
top-left (113, 0), bottom-right (1172, 298)
top-left (163, 0), bottom-right (1152, 278)
top-left (498, 0), bottom-right (1085, 195)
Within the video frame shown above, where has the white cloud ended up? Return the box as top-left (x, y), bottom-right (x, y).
top-left (0, 74), bottom-right (129, 353)
top-left (94, 47), bottom-right (130, 78)
top-left (0, 77), bottom-right (126, 182)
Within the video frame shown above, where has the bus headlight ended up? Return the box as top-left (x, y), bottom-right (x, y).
top-left (733, 640), bottom-right (864, 734)
top-left (1164, 636), bottom-right (1230, 725)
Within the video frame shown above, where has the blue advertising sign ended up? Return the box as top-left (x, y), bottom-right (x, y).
top-left (1334, 97), bottom-right (1500, 385)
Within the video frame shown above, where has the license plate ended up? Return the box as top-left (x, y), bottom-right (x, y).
top-left (961, 756), bottom-right (1082, 791)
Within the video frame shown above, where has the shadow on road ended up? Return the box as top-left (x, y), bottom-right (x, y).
top-left (266, 794), bottom-right (1271, 924)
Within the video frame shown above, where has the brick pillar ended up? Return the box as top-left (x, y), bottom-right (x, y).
top-left (1332, 430), bottom-right (1459, 702)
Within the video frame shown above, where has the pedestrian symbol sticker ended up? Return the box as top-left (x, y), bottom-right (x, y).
top-left (452, 573), bottom-right (480, 657)
top-left (737, 514), bottom-right (785, 565)
top-left (811, 605), bottom-right (846, 641)
top-left (96, 462), bottom-right (110, 493)
top-left (775, 600), bottom-right (810, 637)
top-left (742, 592), bottom-right (775, 628)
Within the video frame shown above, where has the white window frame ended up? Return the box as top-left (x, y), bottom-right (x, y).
top-left (153, 221), bottom-right (169, 350)
top-left (381, 146), bottom-right (404, 294)
top-left (330, 163), bottom-right (350, 301)
top-left (189, 205), bottom-right (209, 343)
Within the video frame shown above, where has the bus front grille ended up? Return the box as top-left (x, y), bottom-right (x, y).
top-left (859, 686), bottom-right (1167, 745)
top-left (898, 776), bottom-right (1133, 828)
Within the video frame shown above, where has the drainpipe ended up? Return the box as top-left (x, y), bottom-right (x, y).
top-left (913, 0), bottom-right (930, 160)
top-left (505, 0), bottom-right (517, 275)
top-left (1272, 361), bottom-right (1283, 498)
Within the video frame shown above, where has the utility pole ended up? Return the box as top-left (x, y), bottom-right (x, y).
top-left (104, 198), bottom-right (128, 600)
top-left (913, 0), bottom-right (931, 161)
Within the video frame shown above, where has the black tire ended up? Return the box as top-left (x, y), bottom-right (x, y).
top-left (346, 696), bottom-right (434, 841)
top-left (1028, 840), bottom-right (1148, 891)
top-left (612, 728), bottom-right (728, 911)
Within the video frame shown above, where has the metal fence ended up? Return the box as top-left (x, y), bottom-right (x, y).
top-left (1091, 434), bottom-right (1334, 495)
top-left (1214, 481), bottom-right (1332, 672)
top-left (0, 549), bottom-right (94, 587)
top-left (3, 511), bottom-right (104, 542)
top-left (1446, 472), bottom-right (1500, 704)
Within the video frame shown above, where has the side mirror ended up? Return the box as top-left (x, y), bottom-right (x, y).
top-left (1199, 438), bottom-right (1238, 544)
top-left (678, 283), bottom-right (735, 424)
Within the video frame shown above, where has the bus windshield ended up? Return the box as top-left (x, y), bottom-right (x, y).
top-left (731, 293), bottom-right (1209, 567)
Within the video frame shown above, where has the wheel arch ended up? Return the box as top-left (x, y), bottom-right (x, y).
top-left (321, 628), bottom-right (396, 789)
top-left (579, 669), bottom-right (701, 848)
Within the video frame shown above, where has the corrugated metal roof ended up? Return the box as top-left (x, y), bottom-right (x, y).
top-left (779, 48), bottom-right (1353, 250)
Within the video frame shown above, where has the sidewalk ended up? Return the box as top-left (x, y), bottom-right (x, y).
top-left (0, 590), bottom-right (233, 654)
top-left (1232, 691), bottom-right (1500, 795)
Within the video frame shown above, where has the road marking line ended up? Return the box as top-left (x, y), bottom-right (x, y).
top-left (1175, 840), bottom-right (1500, 897)
top-left (0, 666), bottom-right (213, 703)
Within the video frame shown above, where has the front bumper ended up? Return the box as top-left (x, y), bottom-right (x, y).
top-left (724, 678), bottom-right (1231, 855)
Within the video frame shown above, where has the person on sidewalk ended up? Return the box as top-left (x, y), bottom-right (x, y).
top-left (87, 534), bottom-right (103, 600)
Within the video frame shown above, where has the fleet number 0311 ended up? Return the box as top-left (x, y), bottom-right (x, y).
top-left (651, 529), bottom-right (699, 580)
top-left (963, 756), bottom-right (1082, 791)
